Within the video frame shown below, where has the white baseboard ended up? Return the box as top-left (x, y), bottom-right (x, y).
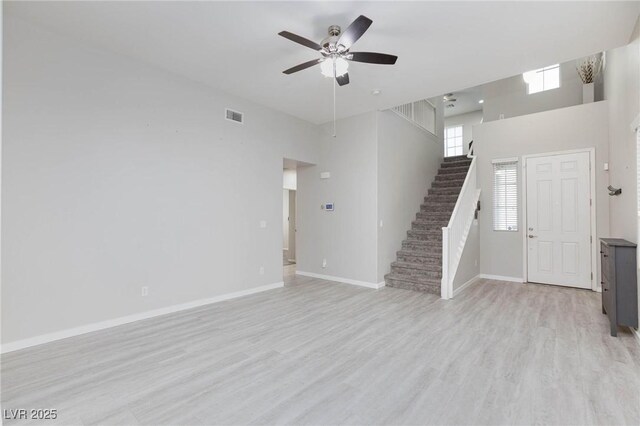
top-left (452, 275), bottom-right (480, 297)
top-left (0, 281), bottom-right (284, 354)
top-left (478, 274), bottom-right (524, 283)
top-left (295, 271), bottom-right (384, 289)
top-left (632, 327), bottom-right (640, 347)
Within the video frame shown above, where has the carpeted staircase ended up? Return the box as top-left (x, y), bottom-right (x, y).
top-left (384, 155), bottom-right (472, 294)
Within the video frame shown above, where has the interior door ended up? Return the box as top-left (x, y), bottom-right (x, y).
top-left (526, 152), bottom-right (591, 288)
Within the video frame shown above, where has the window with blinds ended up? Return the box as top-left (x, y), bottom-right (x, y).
top-left (493, 161), bottom-right (518, 231)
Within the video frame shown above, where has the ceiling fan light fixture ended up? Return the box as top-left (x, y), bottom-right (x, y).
top-left (320, 57), bottom-right (349, 78)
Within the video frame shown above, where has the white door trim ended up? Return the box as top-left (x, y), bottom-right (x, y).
top-left (521, 148), bottom-right (597, 291)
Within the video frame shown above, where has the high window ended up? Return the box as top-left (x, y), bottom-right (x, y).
top-left (523, 64), bottom-right (560, 94)
top-left (493, 160), bottom-right (518, 231)
top-left (445, 126), bottom-right (463, 157)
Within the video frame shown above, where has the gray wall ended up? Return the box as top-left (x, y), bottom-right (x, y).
top-left (444, 110), bottom-right (483, 155)
top-left (297, 107), bottom-right (444, 286)
top-left (603, 15), bottom-right (640, 326)
top-left (2, 17), bottom-right (321, 344)
top-left (482, 61), bottom-right (584, 122)
top-left (377, 110), bottom-right (443, 282)
top-left (297, 112), bottom-right (379, 284)
top-left (474, 102), bottom-right (610, 280)
top-left (604, 19), bottom-right (639, 243)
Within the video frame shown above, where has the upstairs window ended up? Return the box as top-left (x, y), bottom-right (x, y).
top-left (493, 160), bottom-right (518, 231)
top-left (523, 64), bottom-right (560, 94)
top-left (445, 126), bottom-right (463, 157)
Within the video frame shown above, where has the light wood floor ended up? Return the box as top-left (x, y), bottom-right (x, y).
top-left (2, 270), bottom-right (640, 425)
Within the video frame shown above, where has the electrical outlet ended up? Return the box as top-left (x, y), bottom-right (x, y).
top-left (322, 259), bottom-right (327, 268)
top-left (259, 266), bottom-right (264, 275)
top-left (259, 220), bottom-right (267, 228)
top-left (141, 286), bottom-right (149, 297)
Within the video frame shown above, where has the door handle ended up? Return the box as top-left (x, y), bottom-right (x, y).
top-left (528, 235), bottom-right (537, 238)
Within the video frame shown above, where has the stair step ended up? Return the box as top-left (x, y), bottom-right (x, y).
top-left (413, 217), bottom-right (449, 225)
top-left (416, 211), bottom-right (451, 221)
top-left (431, 180), bottom-right (465, 188)
top-left (424, 194), bottom-right (459, 203)
top-left (441, 159), bottom-right (472, 168)
top-left (385, 273), bottom-right (440, 295)
top-left (443, 155), bottom-right (470, 163)
top-left (402, 239), bottom-right (441, 251)
top-left (397, 249), bottom-right (442, 264)
top-left (411, 220), bottom-right (447, 231)
top-left (392, 261), bottom-right (442, 275)
top-left (391, 268), bottom-right (442, 280)
top-left (428, 187), bottom-right (462, 195)
top-left (420, 202), bottom-right (456, 213)
top-left (435, 172), bottom-right (467, 181)
top-left (438, 165), bottom-right (470, 175)
top-left (407, 230), bottom-right (442, 242)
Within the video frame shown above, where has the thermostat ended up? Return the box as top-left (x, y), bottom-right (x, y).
top-left (321, 203), bottom-right (334, 211)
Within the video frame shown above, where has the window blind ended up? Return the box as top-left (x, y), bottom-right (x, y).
top-left (493, 161), bottom-right (518, 231)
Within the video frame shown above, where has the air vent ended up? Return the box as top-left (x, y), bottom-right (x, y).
top-left (225, 108), bottom-right (244, 124)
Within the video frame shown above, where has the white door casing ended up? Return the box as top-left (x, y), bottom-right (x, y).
top-left (526, 152), bottom-right (592, 289)
top-left (288, 190), bottom-right (296, 262)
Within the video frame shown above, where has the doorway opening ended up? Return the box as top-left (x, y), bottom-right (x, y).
top-left (283, 159), bottom-right (299, 280)
top-left (282, 158), bottom-right (313, 281)
top-left (283, 168), bottom-right (296, 265)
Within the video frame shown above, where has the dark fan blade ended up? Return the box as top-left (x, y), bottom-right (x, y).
top-left (337, 15), bottom-right (372, 49)
top-left (349, 52), bottom-right (398, 65)
top-left (336, 73), bottom-right (350, 86)
top-left (283, 58), bottom-right (322, 75)
top-left (278, 31), bottom-right (322, 51)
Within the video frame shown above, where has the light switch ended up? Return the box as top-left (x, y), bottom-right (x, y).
top-left (604, 162), bottom-right (609, 171)
top-left (320, 172), bottom-right (331, 179)
top-left (259, 220), bottom-right (267, 228)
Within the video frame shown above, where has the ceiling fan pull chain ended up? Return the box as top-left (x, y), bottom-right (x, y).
top-left (333, 60), bottom-right (337, 137)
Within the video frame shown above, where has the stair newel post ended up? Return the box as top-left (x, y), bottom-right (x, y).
top-left (441, 226), bottom-right (450, 299)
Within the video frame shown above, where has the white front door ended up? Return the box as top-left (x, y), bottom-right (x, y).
top-left (526, 152), bottom-right (592, 288)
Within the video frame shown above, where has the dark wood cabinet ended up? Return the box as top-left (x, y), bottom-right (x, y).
top-left (600, 238), bottom-right (638, 336)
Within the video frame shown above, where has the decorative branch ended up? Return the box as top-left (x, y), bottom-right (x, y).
top-left (576, 55), bottom-right (602, 84)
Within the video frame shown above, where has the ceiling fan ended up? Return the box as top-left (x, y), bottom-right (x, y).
top-left (278, 15), bottom-right (398, 86)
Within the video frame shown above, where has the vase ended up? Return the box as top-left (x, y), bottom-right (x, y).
top-left (583, 82), bottom-right (595, 103)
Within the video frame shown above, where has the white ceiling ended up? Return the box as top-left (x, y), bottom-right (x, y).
top-left (7, 1), bottom-right (639, 124)
top-left (442, 86), bottom-right (484, 118)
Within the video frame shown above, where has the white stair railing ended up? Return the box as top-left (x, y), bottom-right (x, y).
top-left (441, 154), bottom-right (481, 299)
top-left (390, 99), bottom-right (436, 135)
